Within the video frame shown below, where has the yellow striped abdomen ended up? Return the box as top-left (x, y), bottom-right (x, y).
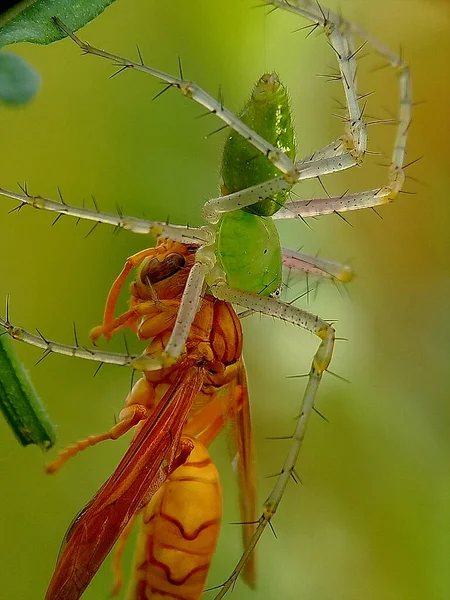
top-left (128, 437), bottom-right (222, 600)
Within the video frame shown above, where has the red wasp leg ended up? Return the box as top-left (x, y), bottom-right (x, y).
top-left (90, 307), bottom-right (139, 343)
top-left (98, 247), bottom-right (160, 338)
top-left (91, 298), bottom-right (180, 344)
top-left (45, 403), bottom-right (151, 474)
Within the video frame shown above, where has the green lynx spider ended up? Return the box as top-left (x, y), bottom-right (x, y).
top-left (0, 0), bottom-right (411, 596)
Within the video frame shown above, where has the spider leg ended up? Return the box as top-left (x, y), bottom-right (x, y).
top-left (282, 247), bottom-right (354, 283)
top-left (53, 18), bottom-right (296, 180)
top-left (0, 316), bottom-right (134, 366)
top-left (202, 152), bottom-right (356, 222)
top-left (268, 0), bottom-right (411, 217)
top-left (208, 281), bottom-right (334, 597)
top-left (0, 185), bottom-right (206, 243)
top-left (273, 186), bottom-right (402, 220)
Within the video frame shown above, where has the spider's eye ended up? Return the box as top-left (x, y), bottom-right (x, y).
top-left (140, 253), bottom-right (186, 285)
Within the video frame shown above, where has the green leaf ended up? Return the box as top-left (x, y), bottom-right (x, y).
top-left (0, 0), bottom-right (117, 48)
top-left (0, 50), bottom-right (39, 104)
top-left (0, 333), bottom-right (56, 450)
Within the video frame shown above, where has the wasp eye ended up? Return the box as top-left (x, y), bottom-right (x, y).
top-left (140, 253), bottom-right (186, 285)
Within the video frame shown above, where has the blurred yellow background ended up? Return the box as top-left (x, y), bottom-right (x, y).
top-left (0, 1), bottom-right (449, 599)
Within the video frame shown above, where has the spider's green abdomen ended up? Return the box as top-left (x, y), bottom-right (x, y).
top-left (216, 210), bottom-right (282, 295)
top-left (221, 72), bottom-right (296, 217)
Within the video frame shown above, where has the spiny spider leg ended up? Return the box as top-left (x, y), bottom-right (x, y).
top-left (53, 17), bottom-right (296, 179)
top-left (281, 248), bottom-right (354, 282)
top-left (0, 186), bottom-right (207, 244)
top-left (210, 282), bottom-right (334, 598)
top-left (274, 189), bottom-right (395, 219)
top-left (202, 153), bottom-right (357, 222)
top-left (269, 0), bottom-right (411, 220)
top-left (0, 316), bottom-right (134, 366)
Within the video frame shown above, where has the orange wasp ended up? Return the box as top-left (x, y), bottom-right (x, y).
top-left (44, 239), bottom-right (256, 600)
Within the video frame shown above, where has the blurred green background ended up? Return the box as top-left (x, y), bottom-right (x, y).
top-left (0, 1), bottom-right (449, 599)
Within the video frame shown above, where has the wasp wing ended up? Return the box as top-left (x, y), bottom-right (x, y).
top-left (45, 364), bottom-right (204, 600)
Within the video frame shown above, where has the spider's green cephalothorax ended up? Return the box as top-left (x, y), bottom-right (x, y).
top-left (216, 73), bottom-right (295, 296)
